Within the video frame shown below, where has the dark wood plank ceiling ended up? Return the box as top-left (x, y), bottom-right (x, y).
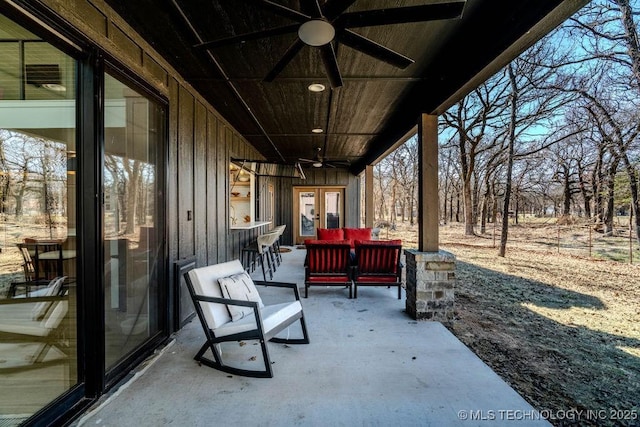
top-left (103, 0), bottom-right (585, 174)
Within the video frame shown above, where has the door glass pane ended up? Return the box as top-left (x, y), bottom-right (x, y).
top-left (103, 73), bottom-right (164, 369)
top-left (0, 13), bottom-right (78, 425)
top-left (325, 191), bottom-right (341, 229)
top-left (299, 191), bottom-right (315, 236)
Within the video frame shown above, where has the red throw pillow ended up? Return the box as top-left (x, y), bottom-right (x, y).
top-left (343, 228), bottom-right (372, 248)
top-left (343, 228), bottom-right (372, 241)
top-left (355, 239), bottom-right (402, 247)
top-left (317, 228), bottom-right (345, 240)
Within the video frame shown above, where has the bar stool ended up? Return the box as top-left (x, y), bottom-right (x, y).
top-left (242, 231), bottom-right (279, 281)
top-left (271, 225), bottom-right (286, 266)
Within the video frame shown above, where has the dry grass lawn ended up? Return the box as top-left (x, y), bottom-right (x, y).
top-left (385, 222), bottom-right (640, 427)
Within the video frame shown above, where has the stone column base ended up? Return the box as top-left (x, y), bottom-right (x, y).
top-left (404, 249), bottom-right (456, 323)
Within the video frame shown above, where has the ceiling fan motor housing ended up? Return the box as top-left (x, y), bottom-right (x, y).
top-left (298, 20), bottom-right (335, 46)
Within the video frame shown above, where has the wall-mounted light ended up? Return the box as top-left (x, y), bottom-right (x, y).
top-left (298, 20), bottom-right (335, 46)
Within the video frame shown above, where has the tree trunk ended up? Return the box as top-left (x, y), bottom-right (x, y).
top-left (577, 163), bottom-right (592, 219)
top-left (480, 187), bottom-right (489, 234)
top-left (593, 146), bottom-right (604, 223)
top-left (562, 164), bottom-right (572, 216)
top-left (499, 64), bottom-right (517, 257)
top-left (603, 155), bottom-right (619, 235)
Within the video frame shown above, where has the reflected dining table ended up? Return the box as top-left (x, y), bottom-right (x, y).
top-left (38, 248), bottom-right (77, 278)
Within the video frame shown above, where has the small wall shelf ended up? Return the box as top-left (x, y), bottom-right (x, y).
top-left (229, 164), bottom-right (255, 226)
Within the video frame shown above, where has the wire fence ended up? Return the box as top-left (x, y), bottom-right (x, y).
top-left (382, 216), bottom-right (639, 264)
top-left (488, 219), bottom-right (639, 264)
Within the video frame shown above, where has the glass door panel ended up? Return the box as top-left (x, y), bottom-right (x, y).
top-left (103, 72), bottom-right (164, 370)
top-left (0, 13), bottom-right (78, 425)
top-left (299, 191), bottom-right (316, 237)
top-left (293, 187), bottom-right (344, 244)
top-left (324, 191), bottom-right (341, 229)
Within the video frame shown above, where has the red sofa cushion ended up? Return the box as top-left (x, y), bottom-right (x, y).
top-left (317, 228), bottom-right (344, 240)
top-left (306, 275), bottom-right (351, 283)
top-left (354, 239), bottom-right (402, 247)
top-left (355, 275), bottom-right (399, 283)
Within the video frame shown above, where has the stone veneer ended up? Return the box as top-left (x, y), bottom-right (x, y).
top-left (404, 249), bottom-right (456, 323)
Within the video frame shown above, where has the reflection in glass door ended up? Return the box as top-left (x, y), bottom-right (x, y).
top-left (0, 13), bottom-right (78, 425)
top-left (103, 72), bottom-right (164, 370)
top-left (293, 187), bottom-right (344, 244)
top-left (324, 191), bottom-right (341, 229)
top-left (299, 191), bottom-right (316, 238)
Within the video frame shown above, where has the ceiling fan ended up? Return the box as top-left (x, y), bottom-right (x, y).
top-left (195, 0), bottom-right (467, 88)
top-left (299, 147), bottom-right (350, 168)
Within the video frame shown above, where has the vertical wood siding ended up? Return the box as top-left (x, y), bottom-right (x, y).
top-left (39, 0), bottom-right (361, 331)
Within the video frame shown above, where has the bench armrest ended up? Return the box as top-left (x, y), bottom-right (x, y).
top-left (253, 280), bottom-right (302, 301)
top-left (192, 294), bottom-right (260, 308)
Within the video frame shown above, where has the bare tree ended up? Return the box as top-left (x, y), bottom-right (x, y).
top-left (442, 73), bottom-right (511, 236)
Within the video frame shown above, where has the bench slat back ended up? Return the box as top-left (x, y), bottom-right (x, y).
top-left (187, 260), bottom-right (245, 328)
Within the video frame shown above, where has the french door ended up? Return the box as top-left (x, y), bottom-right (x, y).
top-left (293, 187), bottom-right (345, 244)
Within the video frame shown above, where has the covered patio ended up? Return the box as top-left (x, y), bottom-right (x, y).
top-left (75, 247), bottom-right (550, 426)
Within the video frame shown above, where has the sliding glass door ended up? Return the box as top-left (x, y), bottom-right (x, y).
top-left (103, 72), bottom-right (165, 370)
top-left (0, 13), bottom-right (78, 425)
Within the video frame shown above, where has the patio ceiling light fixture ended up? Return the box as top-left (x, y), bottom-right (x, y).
top-left (311, 128), bottom-right (323, 133)
top-left (308, 83), bottom-right (325, 92)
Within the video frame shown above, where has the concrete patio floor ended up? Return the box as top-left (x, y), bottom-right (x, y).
top-left (76, 247), bottom-right (550, 426)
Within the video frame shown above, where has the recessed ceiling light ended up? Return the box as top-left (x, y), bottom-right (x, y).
top-left (308, 83), bottom-right (326, 92)
top-left (311, 128), bottom-right (323, 133)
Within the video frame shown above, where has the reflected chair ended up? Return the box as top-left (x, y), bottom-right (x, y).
top-left (304, 240), bottom-right (353, 298)
top-left (0, 276), bottom-right (69, 372)
top-left (17, 243), bottom-right (37, 282)
top-left (184, 259), bottom-right (309, 378)
top-left (18, 241), bottom-right (65, 281)
top-left (353, 240), bottom-right (403, 299)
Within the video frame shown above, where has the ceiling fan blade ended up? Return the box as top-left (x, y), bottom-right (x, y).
top-left (264, 39), bottom-right (305, 82)
top-left (325, 162), bottom-right (337, 168)
top-left (322, 0), bottom-right (357, 21)
top-left (338, 30), bottom-right (414, 69)
top-left (249, 0), bottom-right (310, 22)
top-left (336, 1), bottom-right (466, 28)
top-left (319, 43), bottom-right (343, 88)
top-left (194, 25), bottom-right (299, 49)
top-left (300, 0), bottom-right (322, 18)
top-left (298, 158), bottom-right (315, 163)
